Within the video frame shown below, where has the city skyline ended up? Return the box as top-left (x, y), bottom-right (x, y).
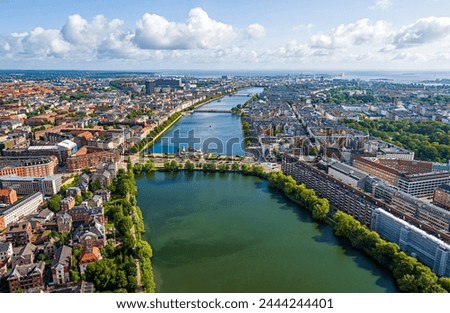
top-left (2, 0), bottom-right (450, 70)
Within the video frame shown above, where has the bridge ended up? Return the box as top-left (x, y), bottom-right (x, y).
top-left (194, 109), bottom-right (232, 113)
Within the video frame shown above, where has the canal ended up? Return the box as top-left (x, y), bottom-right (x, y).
top-left (137, 87), bottom-right (398, 292)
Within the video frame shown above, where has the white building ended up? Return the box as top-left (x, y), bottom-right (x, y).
top-left (0, 242), bottom-right (13, 263)
top-left (0, 192), bottom-right (44, 227)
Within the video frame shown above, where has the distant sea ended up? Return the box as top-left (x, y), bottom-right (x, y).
top-left (1, 69), bottom-right (450, 84)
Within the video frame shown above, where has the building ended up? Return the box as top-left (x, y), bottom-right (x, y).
top-left (4, 144), bottom-right (74, 163)
top-left (69, 205), bottom-right (105, 225)
top-left (398, 172), bottom-right (450, 198)
top-left (327, 161), bottom-right (368, 189)
top-left (354, 157), bottom-right (450, 197)
top-left (66, 187), bottom-right (81, 197)
top-left (51, 245), bottom-right (72, 285)
top-left (0, 156), bottom-right (58, 177)
top-left (283, 155), bottom-right (383, 226)
top-left (0, 188), bottom-right (17, 205)
top-left (79, 246), bottom-right (102, 275)
top-left (376, 158), bottom-right (432, 175)
top-left (73, 221), bottom-right (106, 249)
top-left (371, 208), bottom-right (450, 276)
top-left (434, 184), bottom-right (450, 210)
top-left (66, 148), bottom-right (120, 172)
top-left (0, 242), bottom-right (13, 264)
top-left (5, 221), bottom-right (33, 247)
top-left (283, 155), bottom-right (450, 243)
top-left (11, 243), bottom-right (36, 267)
top-left (0, 175), bottom-right (61, 196)
top-left (60, 196), bottom-right (75, 212)
top-left (145, 80), bottom-right (155, 95)
top-left (57, 213), bottom-right (73, 233)
top-left (353, 157), bottom-right (400, 186)
top-left (0, 192), bottom-right (44, 229)
top-left (94, 189), bottom-right (111, 202)
top-left (154, 78), bottom-right (182, 88)
top-left (7, 261), bottom-right (45, 292)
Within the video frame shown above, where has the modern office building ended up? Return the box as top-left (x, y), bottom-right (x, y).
top-left (0, 175), bottom-right (61, 196)
top-left (397, 172), bottom-right (450, 198)
top-left (353, 157), bottom-right (450, 197)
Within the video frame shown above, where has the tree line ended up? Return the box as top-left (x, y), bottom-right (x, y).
top-left (266, 171), bottom-right (450, 292)
top-left (343, 118), bottom-right (450, 163)
top-left (129, 112), bottom-right (182, 154)
top-left (267, 171), bottom-right (330, 221)
top-left (333, 211), bottom-right (450, 293)
top-left (84, 166), bottom-right (155, 292)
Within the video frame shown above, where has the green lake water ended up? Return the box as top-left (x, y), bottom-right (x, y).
top-left (137, 171), bottom-right (398, 293)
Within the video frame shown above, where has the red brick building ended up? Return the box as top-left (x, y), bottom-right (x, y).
top-left (7, 261), bottom-right (45, 292)
top-left (66, 148), bottom-right (119, 172)
top-left (0, 188), bottom-right (18, 205)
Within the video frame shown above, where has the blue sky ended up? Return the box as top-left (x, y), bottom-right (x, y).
top-left (1, 0), bottom-right (450, 70)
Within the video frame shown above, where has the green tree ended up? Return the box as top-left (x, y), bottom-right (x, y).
top-left (85, 259), bottom-right (117, 291)
top-left (438, 277), bottom-right (450, 292)
top-left (144, 160), bottom-right (156, 172)
top-left (311, 198), bottom-right (330, 221)
top-left (47, 194), bottom-right (61, 212)
top-left (75, 195), bottom-right (83, 205)
top-left (241, 163), bottom-right (251, 175)
top-left (184, 160), bottom-right (195, 172)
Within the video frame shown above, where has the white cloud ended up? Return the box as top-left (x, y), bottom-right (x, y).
top-left (309, 19), bottom-right (393, 49)
top-left (293, 23), bottom-right (314, 32)
top-left (8, 27), bottom-right (71, 58)
top-left (134, 7), bottom-right (238, 49)
top-left (370, 0), bottom-right (393, 10)
top-left (246, 23), bottom-right (266, 39)
top-left (392, 16), bottom-right (450, 48)
top-left (62, 14), bottom-right (125, 48)
top-left (0, 7), bottom-right (266, 64)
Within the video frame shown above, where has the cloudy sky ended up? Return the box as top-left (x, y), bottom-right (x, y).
top-left (1, 0), bottom-right (450, 71)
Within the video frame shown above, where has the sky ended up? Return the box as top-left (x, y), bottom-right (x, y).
top-left (1, 0), bottom-right (450, 71)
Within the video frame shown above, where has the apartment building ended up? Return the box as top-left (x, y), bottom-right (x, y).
top-left (282, 155), bottom-right (450, 243)
top-left (372, 208), bottom-right (450, 276)
top-left (0, 156), bottom-right (58, 177)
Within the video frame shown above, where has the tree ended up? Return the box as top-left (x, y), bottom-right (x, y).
top-left (231, 162), bottom-right (240, 171)
top-left (48, 194), bottom-right (61, 212)
top-left (70, 269), bottom-right (80, 283)
top-left (144, 160), bottom-right (156, 172)
top-left (85, 259), bottom-right (117, 292)
top-left (438, 277), bottom-right (450, 292)
top-left (251, 164), bottom-right (265, 177)
top-left (133, 162), bottom-right (144, 174)
top-left (89, 180), bottom-right (102, 192)
top-left (82, 191), bottom-right (93, 200)
top-left (184, 160), bottom-right (195, 172)
top-left (311, 198), bottom-right (330, 221)
top-left (241, 163), bottom-right (251, 175)
top-left (218, 163), bottom-right (229, 173)
top-left (75, 195), bottom-right (83, 205)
